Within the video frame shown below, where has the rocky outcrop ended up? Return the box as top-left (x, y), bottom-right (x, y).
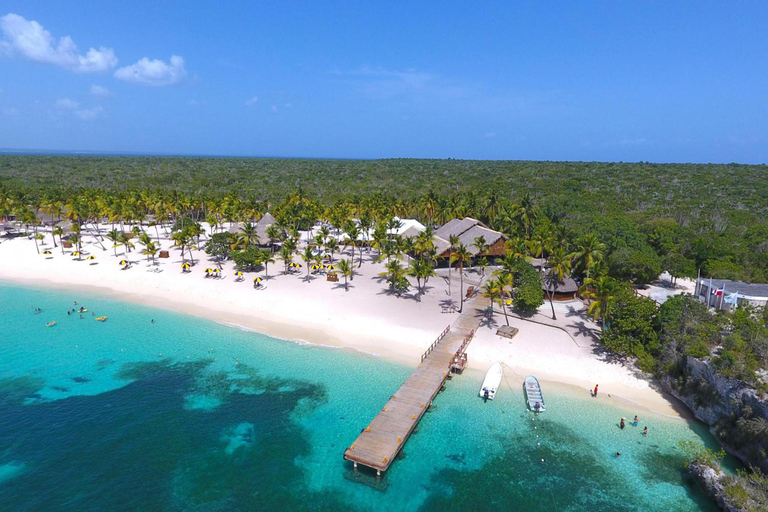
top-left (688, 462), bottom-right (742, 512)
top-left (661, 356), bottom-right (768, 474)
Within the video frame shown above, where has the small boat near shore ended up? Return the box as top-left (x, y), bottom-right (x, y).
top-left (479, 362), bottom-right (503, 400)
top-left (524, 375), bottom-right (546, 412)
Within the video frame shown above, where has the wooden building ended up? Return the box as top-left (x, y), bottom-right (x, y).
top-left (433, 217), bottom-right (506, 259)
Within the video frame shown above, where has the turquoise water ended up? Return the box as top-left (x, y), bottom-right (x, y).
top-left (0, 281), bottom-right (720, 511)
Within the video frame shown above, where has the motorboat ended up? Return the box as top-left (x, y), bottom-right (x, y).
top-left (524, 375), bottom-right (546, 412)
top-left (479, 362), bottom-right (503, 400)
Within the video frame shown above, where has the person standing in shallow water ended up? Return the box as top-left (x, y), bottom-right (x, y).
top-left (620, 418), bottom-right (625, 429)
top-left (593, 384), bottom-right (599, 397)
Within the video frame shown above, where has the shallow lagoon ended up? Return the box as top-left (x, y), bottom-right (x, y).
top-left (0, 281), bottom-right (719, 511)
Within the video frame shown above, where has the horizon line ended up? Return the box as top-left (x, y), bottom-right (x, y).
top-left (0, 147), bottom-right (764, 166)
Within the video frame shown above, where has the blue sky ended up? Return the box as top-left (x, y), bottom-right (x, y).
top-left (0, 2), bottom-right (766, 163)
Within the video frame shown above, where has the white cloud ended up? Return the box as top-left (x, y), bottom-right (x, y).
top-left (90, 85), bottom-right (111, 96)
top-left (114, 55), bottom-right (187, 86)
top-left (0, 13), bottom-right (117, 72)
top-left (56, 98), bottom-right (79, 110)
top-left (244, 96), bottom-right (258, 106)
top-left (74, 105), bottom-right (103, 120)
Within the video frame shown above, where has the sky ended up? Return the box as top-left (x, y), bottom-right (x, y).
top-left (0, 2), bottom-right (766, 163)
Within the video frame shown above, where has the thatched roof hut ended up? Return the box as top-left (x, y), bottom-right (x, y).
top-left (542, 275), bottom-right (579, 300)
top-left (226, 213), bottom-right (278, 245)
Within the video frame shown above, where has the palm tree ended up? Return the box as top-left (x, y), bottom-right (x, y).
top-left (511, 192), bottom-right (537, 238)
top-left (266, 224), bottom-right (283, 251)
top-left (545, 247), bottom-right (572, 320)
top-left (380, 259), bottom-right (407, 297)
top-left (233, 221), bottom-right (259, 251)
top-left (452, 243), bottom-right (472, 313)
top-left (106, 229), bottom-right (121, 257)
top-left (50, 225), bottom-right (62, 248)
top-left (69, 233), bottom-right (81, 258)
top-left (496, 274), bottom-right (513, 326)
top-left (473, 236), bottom-right (488, 260)
top-left (260, 249), bottom-right (275, 279)
top-left (337, 258), bottom-right (353, 291)
top-left (447, 234), bottom-right (460, 296)
top-left (53, 226), bottom-right (65, 253)
top-left (409, 258), bottom-right (436, 301)
top-left (570, 233), bottom-right (605, 281)
top-left (34, 233), bottom-right (44, 254)
top-left (142, 241), bottom-right (159, 264)
top-left (171, 231), bottom-right (191, 263)
top-left (278, 244), bottom-right (294, 274)
top-left (118, 232), bottom-right (135, 254)
top-left (482, 279), bottom-right (502, 321)
top-left (400, 236), bottom-right (418, 263)
top-left (301, 246), bottom-right (315, 282)
top-left (581, 275), bottom-right (618, 330)
top-left (325, 238), bottom-right (339, 262)
top-left (343, 222), bottom-right (364, 267)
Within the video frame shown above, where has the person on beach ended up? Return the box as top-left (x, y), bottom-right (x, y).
top-left (620, 418), bottom-right (625, 429)
top-left (593, 384), bottom-right (598, 397)
top-left (643, 426), bottom-right (648, 436)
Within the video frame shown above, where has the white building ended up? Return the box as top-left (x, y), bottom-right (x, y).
top-left (696, 278), bottom-right (768, 312)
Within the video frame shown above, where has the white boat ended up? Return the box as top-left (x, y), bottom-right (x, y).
top-left (479, 362), bottom-right (503, 400)
top-left (524, 375), bottom-right (546, 412)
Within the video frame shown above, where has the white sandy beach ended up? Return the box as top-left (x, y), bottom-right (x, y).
top-left (0, 224), bottom-right (689, 418)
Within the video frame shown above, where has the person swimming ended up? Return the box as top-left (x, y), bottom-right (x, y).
top-left (633, 415), bottom-right (639, 426)
top-left (643, 426), bottom-right (648, 436)
top-left (620, 418), bottom-right (626, 430)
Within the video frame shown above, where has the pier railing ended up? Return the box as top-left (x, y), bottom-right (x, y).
top-left (449, 329), bottom-right (475, 371)
top-left (421, 325), bottom-right (451, 362)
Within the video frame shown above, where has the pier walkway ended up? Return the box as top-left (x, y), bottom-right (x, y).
top-left (343, 294), bottom-right (489, 475)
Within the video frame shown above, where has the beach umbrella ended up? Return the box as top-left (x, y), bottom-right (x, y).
top-left (72, 251), bottom-right (81, 256)
top-left (205, 268), bottom-right (213, 273)
top-left (119, 260), bottom-right (128, 266)
top-left (325, 264), bottom-right (336, 271)
top-left (42, 250), bottom-right (52, 255)
top-left (310, 264), bottom-right (321, 271)
top-left (290, 262), bottom-right (302, 268)
top-left (234, 271), bottom-right (243, 276)
top-left (253, 277), bottom-right (262, 284)
top-left (181, 262), bottom-right (190, 270)
top-left (87, 255), bottom-right (96, 260)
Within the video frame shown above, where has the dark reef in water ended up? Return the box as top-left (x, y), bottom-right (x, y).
top-left (418, 416), bottom-right (719, 512)
top-left (0, 359), bottom-right (354, 511)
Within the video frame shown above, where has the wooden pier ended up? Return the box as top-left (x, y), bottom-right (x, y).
top-left (343, 295), bottom-right (488, 476)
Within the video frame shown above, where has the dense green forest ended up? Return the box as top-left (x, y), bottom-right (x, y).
top-left (1, 155), bottom-right (767, 282)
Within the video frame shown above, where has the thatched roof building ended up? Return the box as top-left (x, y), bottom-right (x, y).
top-left (542, 275), bottom-right (579, 300)
top-left (227, 212), bottom-right (278, 245)
top-left (433, 217), bottom-right (506, 257)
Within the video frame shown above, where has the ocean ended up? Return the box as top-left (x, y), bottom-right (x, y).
top-left (0, 281), bottom-right (721, 511)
